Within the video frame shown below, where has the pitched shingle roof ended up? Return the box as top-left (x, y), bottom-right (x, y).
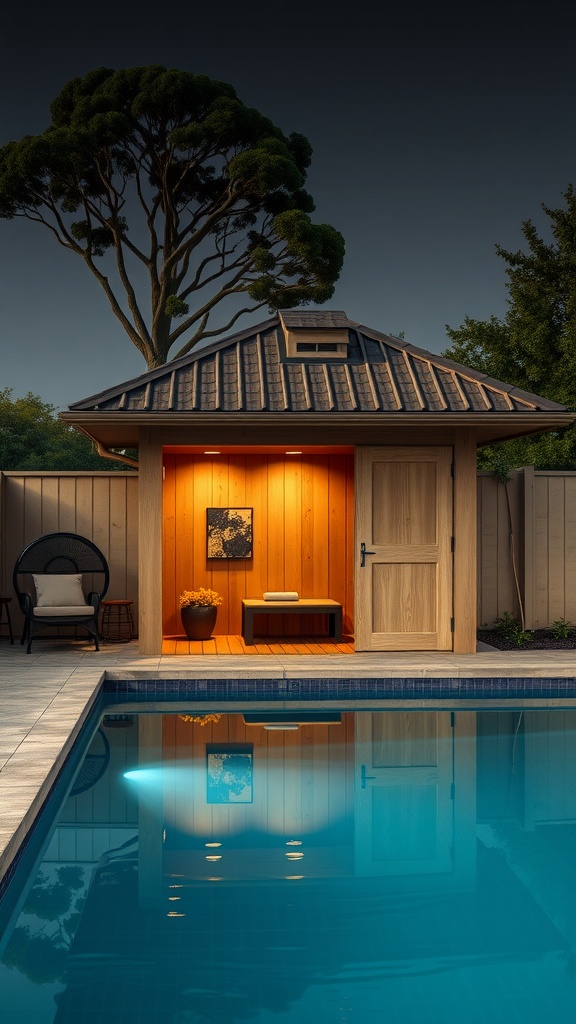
top-left (69, 310), bottom-right (566, 415)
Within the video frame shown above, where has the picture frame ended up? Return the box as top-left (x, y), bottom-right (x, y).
top-left (206, 745), bottom-right (253, 804)
top-left (206, 507), bottom-right (253, 559)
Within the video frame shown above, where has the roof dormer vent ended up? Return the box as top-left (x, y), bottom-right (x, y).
top-left (279, 309), bottom-right (351, 359)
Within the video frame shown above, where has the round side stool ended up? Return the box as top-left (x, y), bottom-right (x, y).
top-left (100, 599), bottom-right (135, 643)
top-left (0, 597), bottom-right (14, 644)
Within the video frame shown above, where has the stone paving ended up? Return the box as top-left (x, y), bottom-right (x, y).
top-left (2, 636), bottom-right (576, 887)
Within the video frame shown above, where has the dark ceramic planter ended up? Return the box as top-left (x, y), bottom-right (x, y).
top-left (180, 604), bottom-right (218, 641)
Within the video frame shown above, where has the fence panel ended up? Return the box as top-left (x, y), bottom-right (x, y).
top-left (477, 471), bottom-right (524, 626)
top-left (0, 472), bottom-right (139, 637)
top-left (529, 471), bottom-right (576, 629)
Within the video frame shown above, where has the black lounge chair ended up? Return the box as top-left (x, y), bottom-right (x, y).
top-left (13, 532), bottom-right (110, 653)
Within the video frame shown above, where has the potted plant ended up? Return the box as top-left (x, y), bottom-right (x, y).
top-left (179, 587), bottom-right (223, 641)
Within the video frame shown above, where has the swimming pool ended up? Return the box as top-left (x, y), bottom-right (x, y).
top-left (1, 700), bottom-right (576, 1022)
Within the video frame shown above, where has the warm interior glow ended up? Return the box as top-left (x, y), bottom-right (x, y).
top-left (163, 444), bottom-right (354, 455)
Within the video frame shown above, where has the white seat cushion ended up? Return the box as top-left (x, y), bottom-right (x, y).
top-left (33, 574), bottom-right (86, 607)
top-left (33, 605), bottom-right (93, 617)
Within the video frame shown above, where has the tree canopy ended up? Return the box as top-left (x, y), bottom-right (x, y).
top-left (0, 66), bottom-right (345, 368)
top-left (0, 388), bottom-right (132, 469)
top-left (443, 186), bottom-right (576, 470)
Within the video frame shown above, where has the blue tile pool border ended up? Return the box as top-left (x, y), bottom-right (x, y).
top-left (102, 676), bottom-right (576, 702)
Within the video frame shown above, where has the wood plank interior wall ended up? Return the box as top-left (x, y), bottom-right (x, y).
top-left (162, 453), bottom-right (355, 637)
top-left (0, 472), bottom-right (139, 634)
top-left (162, 712), bottom-right (355, 844)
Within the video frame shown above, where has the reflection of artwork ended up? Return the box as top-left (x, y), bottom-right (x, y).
top-left (207, 746), bottom-right (253, 804)
top-left (206, 507), bottom-right (253, 559)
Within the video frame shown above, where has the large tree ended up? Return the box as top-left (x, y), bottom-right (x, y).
top-left (443, 185), bottom-right (576, 470)
top-left (0, 388), bottom-right (133, 469)
top-left (0, 66), bottom-right (345, 368)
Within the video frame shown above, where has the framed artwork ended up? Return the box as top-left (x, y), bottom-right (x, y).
top-left (206, 745), bottom-right (253, 804)
top-left (206, 507), bottom-right (253, 559)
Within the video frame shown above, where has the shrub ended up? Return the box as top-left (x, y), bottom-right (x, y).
top-left (551, 617), bottom-right (573, 640)
top-left (494, 611), bottom-right (534, 647)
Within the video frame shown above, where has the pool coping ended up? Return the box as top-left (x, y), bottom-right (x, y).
top-left (3, 640), bottom-right (576, 894)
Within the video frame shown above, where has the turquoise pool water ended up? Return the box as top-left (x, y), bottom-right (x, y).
top-left (1, 705), bottom-right (576, 1022)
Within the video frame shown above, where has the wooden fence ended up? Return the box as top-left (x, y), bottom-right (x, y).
top-left (478, 467), bottom-right (576, 628)
top-left (1, 467), bottom-right (575, 639)
top-left (0, 472), bottom-right (139, 636)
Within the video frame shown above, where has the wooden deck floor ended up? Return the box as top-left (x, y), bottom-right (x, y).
top-left (162, 634), bottom-right (355, 655)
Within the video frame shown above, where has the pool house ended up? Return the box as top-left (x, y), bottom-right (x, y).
top-left (58, 308), bottom-right (574, 656)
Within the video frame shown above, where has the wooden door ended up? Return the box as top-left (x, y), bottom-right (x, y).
top-left (354, 712), bottom-right (454, 877)
top-left (355, 446), bottom-right (453, 650)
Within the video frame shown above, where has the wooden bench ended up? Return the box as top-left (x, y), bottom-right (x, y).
top-left (242, 598), bottom-right (343, 645)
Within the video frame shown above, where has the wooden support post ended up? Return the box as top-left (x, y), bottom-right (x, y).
top-left (137, 714), bottom-right (164, 909)
top-left (453, 430), bottom-right (477, 653)
top-left (138, 429), bottom-right (163, 654)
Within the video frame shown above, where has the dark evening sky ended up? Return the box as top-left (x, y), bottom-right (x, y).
top-left (1, 0), bottom-right (575, 409)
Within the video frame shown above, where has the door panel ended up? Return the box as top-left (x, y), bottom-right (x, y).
top-left (355, 446), bottom-right (453, 650)
top-left (354, 712), bottom-right (454, 877)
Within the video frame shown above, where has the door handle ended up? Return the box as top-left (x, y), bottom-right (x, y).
top-left (360, 542), bottom-right (376, 567)
top-left (361, 764), bottom-right (376, 788)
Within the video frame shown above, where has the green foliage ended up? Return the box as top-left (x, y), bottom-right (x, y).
top-left (0, 66), bottom-right (345, 368)
top-left (23, 866), bottom-right (83, 920)
top-left (0, 388), bottom-right (132, 470)
top-left (551, 617), bottom-right (573, 640)
top-left (164, 294), bottom-right (189, 318)
top-left (3, 927), bottom-right (68, 985)
top-left (3, 866), bottom-right (86, 984)
top-left (493, 611), bottom-right (534, 647)
top-left (444, 186), bottom-right (576, 471)
top-left (477, 433), bottom-right (576, 474)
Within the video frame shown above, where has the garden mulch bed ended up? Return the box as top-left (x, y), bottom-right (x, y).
top-left (478, 629), bottom-right (576, 651)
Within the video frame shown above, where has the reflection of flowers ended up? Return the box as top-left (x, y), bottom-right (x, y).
top-left (179, 587), bottom-right (222, 608)
top-left (179, 713), bottom-right (222, 725)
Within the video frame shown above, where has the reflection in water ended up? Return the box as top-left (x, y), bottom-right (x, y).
top-left (1, 709), bottom-right (576, 1022)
